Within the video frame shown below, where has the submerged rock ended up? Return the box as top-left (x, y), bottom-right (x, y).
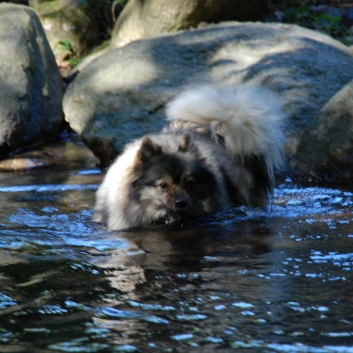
top-left (0, 3), bottom-right (64, 158)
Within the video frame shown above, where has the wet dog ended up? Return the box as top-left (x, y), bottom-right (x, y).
top-left (93, 84), bottom-right (286, 230)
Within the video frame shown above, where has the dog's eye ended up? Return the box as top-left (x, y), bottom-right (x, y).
top-left (184, 178), bottom-right (195, 189)
top-left (158, 182), bottom-right (169, 191)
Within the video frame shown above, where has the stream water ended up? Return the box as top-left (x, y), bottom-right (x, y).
top-left (0, 137), bottom-right (353, 353)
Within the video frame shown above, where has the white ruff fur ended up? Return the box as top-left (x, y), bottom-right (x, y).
top-left (93, 140), bottom-right (141, 230)
top-left (166, 85), bottom-right (285, 176)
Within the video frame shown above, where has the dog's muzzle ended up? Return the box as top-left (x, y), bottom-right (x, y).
top-left (174, 197), bottom-right (188, 209)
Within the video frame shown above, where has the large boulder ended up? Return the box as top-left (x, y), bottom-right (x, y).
top-left (0, 3), bottom-right (64, 158)
top-left (110, 0), bottom-right (267, 49)
top-left (290, 79), bottom-right (353, 182)
top-left (63, 22), bottom-right (353, 180)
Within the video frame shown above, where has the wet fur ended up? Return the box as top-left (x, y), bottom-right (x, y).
top-left (93, 84), bottom-right (286, 230)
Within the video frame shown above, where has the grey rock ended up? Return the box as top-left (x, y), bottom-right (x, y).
top-left (111, 0), bottom-right (267, 49)
top-left (29, 0), bottom-right (47, 5)
top-left (63, 22), bottom-right (353, 178)
top-left (32, 0), bottom-right (100, 64)
top-left (0, 3), bottom-right (64, 158)
top-left (290, 79), bottom-right (353, 182)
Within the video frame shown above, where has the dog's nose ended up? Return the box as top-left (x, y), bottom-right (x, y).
top-left (174, 197), bottom-right (188, 209)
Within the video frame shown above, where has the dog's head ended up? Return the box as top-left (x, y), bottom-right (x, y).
top-left (129, 133), bottom-right (220, 224)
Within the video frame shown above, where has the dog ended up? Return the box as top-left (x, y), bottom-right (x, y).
top-left (93, 84), bottom-right (286, 230)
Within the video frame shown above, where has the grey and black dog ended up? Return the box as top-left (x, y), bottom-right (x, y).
top-left (93, 84), bottom-right (286, 230)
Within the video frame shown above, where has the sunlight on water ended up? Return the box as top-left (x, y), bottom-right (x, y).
top-left (0, 165), bottom-right (352, 352)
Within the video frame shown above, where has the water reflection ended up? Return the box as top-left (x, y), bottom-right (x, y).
top-left (0, 140), bottom-right (353, 352)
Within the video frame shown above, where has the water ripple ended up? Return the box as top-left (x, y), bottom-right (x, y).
top-left (0, 184), bottom-right (98, 193)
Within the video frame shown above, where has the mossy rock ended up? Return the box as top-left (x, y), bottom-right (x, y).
top-left (34, 0), bottom-right (99, 63)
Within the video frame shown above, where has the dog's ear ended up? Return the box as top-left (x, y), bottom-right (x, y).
top-left (137, 136), bottom-right (161, 163)
top-left (179, 133), bottom-right (200, 156)
top-left (178, 133), bottom-right (191, 152)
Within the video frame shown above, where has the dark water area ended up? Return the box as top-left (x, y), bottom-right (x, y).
top-left (0, 138), bottom-right (353, 353)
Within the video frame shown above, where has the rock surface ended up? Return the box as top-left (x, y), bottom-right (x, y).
top-left (290, 79), bottom-right (353, 182)
top-left (0, 3), bottom-right (64, 158)
top-left (110, 0), bottom-right (267, 49)
top-left (63, 22), bottom-right (353, 179)
top-left (33, 0), bottom-right (99, 65)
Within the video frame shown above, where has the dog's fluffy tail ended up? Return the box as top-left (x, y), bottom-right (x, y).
top-left (166, 84), bottom-right (286, 176)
